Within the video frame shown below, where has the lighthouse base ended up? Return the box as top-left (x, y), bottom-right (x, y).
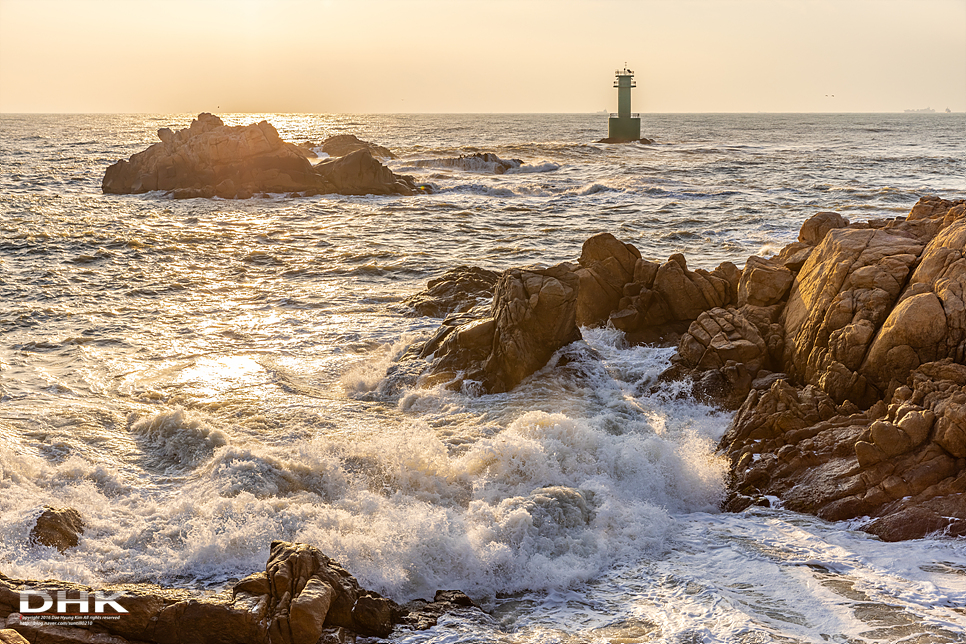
top-left (607, 117), bottom-right (641, 142)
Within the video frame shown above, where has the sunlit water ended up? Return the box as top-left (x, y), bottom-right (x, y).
top-left (1, 113), bottom-right (965, 642)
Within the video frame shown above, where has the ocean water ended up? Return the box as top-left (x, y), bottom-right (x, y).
top-left (1, 112), bottom-right (965, 643)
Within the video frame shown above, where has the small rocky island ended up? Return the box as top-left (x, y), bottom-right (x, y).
top-left (400, 195), bottom-right (966, 542)
top-left (102, 113), bottom-right (417, 198)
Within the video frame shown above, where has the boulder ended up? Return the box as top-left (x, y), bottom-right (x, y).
top-left (314, 148), bottom-right (414, 196)
top-left (320, 134), bottom-right (395, 159)
top-left (405, 266), bottom-right (500, 318)
top-left (574, 232), bottom-right (641, 326)
top-left (103, 113), bottom-right (415, 198)
top-left (736, 256), bottom-right (793, 307)
top-left (860, 218), bottom-right (966, 399)
top-left (608, 253), bottom-right (738, 345)
top-left (420, 264), bottom-right (581, 393)
top-left (798, 211), bottom-right (848, 245)
top-left (667, 305), bottom-right (779, 409)
top-left (29, 506), bottom-right (84, 552)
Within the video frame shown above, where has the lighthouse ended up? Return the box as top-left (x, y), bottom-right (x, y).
top-left (608, 66), bottom-right (641, 142)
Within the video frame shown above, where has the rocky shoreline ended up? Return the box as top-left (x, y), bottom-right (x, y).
top-left (2, 539), bottom-right (480, 644)
top-left (398, 195), bottom-right (966, 542)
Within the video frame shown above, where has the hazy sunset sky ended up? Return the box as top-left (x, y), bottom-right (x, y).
top-left (1, 0), bottom-right (964, 113)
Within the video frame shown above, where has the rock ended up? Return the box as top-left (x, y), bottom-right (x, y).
top-left (413, 152), bottom-right (522, 174)
top-left (404, 266), bottom-right (500, 318)
top-left (103, 113), bottom-right (414, 198)
top-left (314, 148), bottom-right (414, 196)
top-left (860, 218), bottom-right (966, 400)
top-left (420, 264), bottom-right (581, 394)
top-left (736, 256), bottom-right (793, 307)
top-left (320, 134), bottom-right (395, 159)
top-left (720, 360), bottom-right (966, 541)
top-left (798, 211), bottom-right (848, 245)
top-left (669, 306), bottom-right (776, 409)
top-left (400, 590), bottom-right (481, 631)
top-left (0, 629), bottom-right (29, 644)
top-left (574, 233), bottom-right (641, 326)
top-left (29, 506), bottom-right (84, 552)
top-left (782, 227), bottom-right (924, 407)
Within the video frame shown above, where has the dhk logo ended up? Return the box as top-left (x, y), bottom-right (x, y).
top-left (19, 590), bottom-right (129, 614)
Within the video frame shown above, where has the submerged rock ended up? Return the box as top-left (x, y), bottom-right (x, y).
top-left (102, 113), bottom-right (415, 198)
top-left (413, 152), bottom-right (523, 174)
top-left (29, 506), bottom-right (84, 553)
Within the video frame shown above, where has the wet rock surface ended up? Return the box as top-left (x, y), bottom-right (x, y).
top-left (28, 506), bottom-right (85, 553)
top-left (0, 541), bottom-right (481, 643)
top-left (102, 113), bottom-right (415, 198)
top-left (404, 265), bottom-right (500, 318)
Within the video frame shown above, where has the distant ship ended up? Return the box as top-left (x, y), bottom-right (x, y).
top-left (904, 107), bottom-right (935, 113)
top-left (946, 107), bottom-right (952, 113)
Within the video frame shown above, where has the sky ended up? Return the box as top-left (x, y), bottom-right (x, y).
top-left (1, 0), bottom-right (964, 113)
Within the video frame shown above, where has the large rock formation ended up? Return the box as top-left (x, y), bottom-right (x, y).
top-left (710, 196), bottom-right (966, 541)
top-left (102, 113), bottom-right (415, 198)
top-left (1, 541), bottom-right (480, 643)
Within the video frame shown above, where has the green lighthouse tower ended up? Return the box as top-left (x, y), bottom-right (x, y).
top-left (608, 66), bottom-right (641, 142)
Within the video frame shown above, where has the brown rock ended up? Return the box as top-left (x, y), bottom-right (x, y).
top-left (405, 266), bottom-right (499, 318)
top-left (314, 148), bottom-right (412, 196)
top-left (782, 227), bottom-right (924, 407)
top-left (29, 506), bottom-right (84, 552)
top-left (321, 134), bottom-right (395, 159)
top-left (574, 233), bottom-right (640, 326)
top-left (737, 256), bottom-right (793, 307)
top-left (103, 114), bottom-right (414, 198)
top-left (419, 264), bottom-right (581, 394)
top-left (798, 211), bottom-right (848, 245)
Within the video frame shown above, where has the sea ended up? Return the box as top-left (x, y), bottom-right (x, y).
top-left (2, 112), bottom-right (965, 643)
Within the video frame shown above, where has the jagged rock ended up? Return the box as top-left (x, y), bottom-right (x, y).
top-left (405, 266), bottom-right (500, 318)
top-left (861, 218), bottom-right (966, 399)
top-left (609, 253), bottom-right (739, 345)
top-left (103, 113), bottom-right (414, 198)
top-left (29, 506), bottom-right (84, 552)
top-left (419, 264), bottom-right (581, 393)
top-left (401, 590), bottom-right (481, 631)
top-left (782, 227), bottom-right (924, 407)
top-left (668, 306), bottom-right (778, 409)
top-left (574, 232), bottom-right (641, 326)
top-left (798, 211), bottom-right (849, 245)
top-left (720, 360), bottom-right (966, 541)
top-left (736, 256), bottom-right (793, 307)
top-left (320, 134), bottom-right (395, 159)
top-left (0, 630), bottom-right (29, 644)
top-left (314, 148), bottom-right (414, 196)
